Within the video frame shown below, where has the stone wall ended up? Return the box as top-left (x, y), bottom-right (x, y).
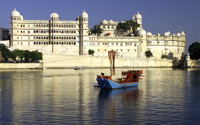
top-left (0, 54), bottom-right (178, 69)
top-left (186, 60), bottom-right (200, 68)
top-left (43, 54), bottom-right (174, 68)
top-left (0, 63), bottom-right (41, 69)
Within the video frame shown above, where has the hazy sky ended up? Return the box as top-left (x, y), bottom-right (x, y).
top-left (0, 0), bottom-right (200, 52)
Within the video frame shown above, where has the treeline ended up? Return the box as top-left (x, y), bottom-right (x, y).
top-left (0, 44), bottom-right (42, 63)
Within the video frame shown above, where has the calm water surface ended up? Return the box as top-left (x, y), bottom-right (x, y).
top-left (0, 68), bottom-right (200, 124)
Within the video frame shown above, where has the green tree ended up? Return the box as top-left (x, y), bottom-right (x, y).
top-left (117, 20), bottom-right (140, 35)
top-left (29, 52), bottom-right (43, 62)
top-left (10, 52), bottom-right (17, 61)
top-left (24, 51), bottom-right (30, 62)
top-left (91, 27), bottom-right (104, 35)
top-left (13, 49), bottom-right (25, 61)
top-left (37, 52), bottom-right (43, 60)
top-left (117, 22), bottom-right (130, 32)
top-left (88, 49), bottom-right (95, 55)
top-left (0, 44), bottom-right (11, 61)
top-left (161, 54), bottom-right (168, 59)
top-left (145, 50), bottom-right (153, 58)
top-left (188, 42), bottom-right (200, 60)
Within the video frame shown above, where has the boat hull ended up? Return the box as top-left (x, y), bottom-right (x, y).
top-left (96, 78), bottom-right (138, 89)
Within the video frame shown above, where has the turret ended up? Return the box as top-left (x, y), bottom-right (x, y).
top-left (79, 10), bottom-right (89, 55)
top-left (50, 13), bottom-right (59, 21)
top-left (137, 28), bottom-right (147, 58)
top-left (10, 8), bottom-right (23, 47)
top-left (135, 12), bottom-right (142, 30)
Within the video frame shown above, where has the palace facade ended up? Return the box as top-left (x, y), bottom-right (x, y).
top-left (10, 9), bottom-right (185, 59)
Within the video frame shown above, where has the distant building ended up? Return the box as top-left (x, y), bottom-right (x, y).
top-left (10, 9), bottom-right (185, 59)
top-left (0, 28), bottom-right (9, 40)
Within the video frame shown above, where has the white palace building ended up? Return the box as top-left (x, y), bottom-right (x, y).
top-left (10, 8), bottom-right (186, 59)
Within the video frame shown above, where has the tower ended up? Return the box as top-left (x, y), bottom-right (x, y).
top-left (10, 8), bottom-right (23, 47)
top-left (79, 10), bottom-right (89, 55)
top-left (49, 13), bottom-right (59, 53)
top-left (137, 28), bottom-right (147, 58)
top-left (135, 12), bottom-right (142, 30)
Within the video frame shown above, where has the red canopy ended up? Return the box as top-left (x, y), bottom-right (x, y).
top-left (107, 32), bottom-right (111, 35)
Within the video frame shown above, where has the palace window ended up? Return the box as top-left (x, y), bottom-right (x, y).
top-left (107, 26), bottom-right (110, 29)
top-left (111, 26), bottom-right (114, 29)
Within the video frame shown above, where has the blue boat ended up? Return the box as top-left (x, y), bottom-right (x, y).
top-left (96, 70), bottom-right (142, 89)
top-left (96, 51), bottom-right (142, 89)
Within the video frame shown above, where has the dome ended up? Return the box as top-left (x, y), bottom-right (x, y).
top-left (136, 11), bottom-right (142, 19)
top-left (147, 32), bottom-right (152, 36)
top-left (131, 14), bottom-right (136, 21)
top-left (11, 8), bottom-right (20, 17)
top-left (101, 19), bottom-right (108, 24)
top-left (164, 31), bottom-right (170, 36)
top-left (177, 33), bottom-right (181, 36)
top-left (180, 31), bottom-right (185, 36)
top-left (81, 10), bottom-right (88, 18)
top-left (109, 20), bottom-right (114, 24)
top-left (137, 28), bottom-right (146, 36)
top-left (50, 13), bottom-right (59, 18)
top-left (20, 15), bottom-right (23, 20)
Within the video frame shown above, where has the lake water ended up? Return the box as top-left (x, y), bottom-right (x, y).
top-left (0, 68), bottom-right (200, 124)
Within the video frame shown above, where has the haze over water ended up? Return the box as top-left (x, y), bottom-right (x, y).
top-left (0, 68), bottom-right (200, 124)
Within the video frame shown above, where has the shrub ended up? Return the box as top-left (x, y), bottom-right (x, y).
top-left (161, 54), bottom-right (168, 59)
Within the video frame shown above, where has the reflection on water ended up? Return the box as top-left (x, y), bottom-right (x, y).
top-left (0, 68), bottom-right (200, 124)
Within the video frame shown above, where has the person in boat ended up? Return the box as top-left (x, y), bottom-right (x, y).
top-left (101, 73), bottom-right (104, 78)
